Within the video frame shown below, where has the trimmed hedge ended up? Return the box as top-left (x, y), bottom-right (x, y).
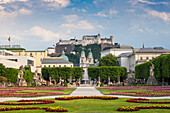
top-left (0, 63), bottom-right (33, 83)
top-left (41, 67), bottom-right (83, 81)
top-left (88, 66), bottom-right (127, 81)
top-left (135, 54), bottom-right (170, 82)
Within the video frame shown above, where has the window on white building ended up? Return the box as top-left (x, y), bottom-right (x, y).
top-left (49, 65), bottom-right (50, 67)
top-left (140, 57), bottom-right (143, 60)
top-left (64, 65), bottom-right (66, 67)
top-left (59, 65), bottom-right (61, 67)
top-left (44, 65), bottom-right (46, 67)
top-left (146, 57), bottom-right (149, 60)
top-left (53, 65), bottom-right (55, 67)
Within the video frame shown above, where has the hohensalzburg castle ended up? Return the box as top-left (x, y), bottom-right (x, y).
top-left (58, 34), bottom-right (114, 46)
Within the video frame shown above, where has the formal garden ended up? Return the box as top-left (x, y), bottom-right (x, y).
top-left (0, 96), bottom-right (169, 113)
top-left (0, 53), bottom-right (169, 112)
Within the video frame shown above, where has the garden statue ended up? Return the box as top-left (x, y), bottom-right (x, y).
top-left (98, 76), bottom-right (100, 87)
top-left (16, 65), bottom-right (27, 86)
top-left (32, 70), bottom-right (46, 86)
top-left (126, 69), bottom-right (136, 85)
top-left (150, 63), bottom-right (154, 76)
top-left (108, 76), bottom-right (110, 85)
top-left (146, 63), bottom-right (158, 85)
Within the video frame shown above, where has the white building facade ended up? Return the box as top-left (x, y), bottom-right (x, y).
top-left (0, 49), bottom-right (36, 72)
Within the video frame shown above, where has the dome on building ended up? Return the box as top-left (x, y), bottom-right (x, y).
top-left (81, 48), bottom-right (85, 55)
top-left (60, 51), bottom-right (69, 61)
top-left (88, 49), bottom-right (92, 56)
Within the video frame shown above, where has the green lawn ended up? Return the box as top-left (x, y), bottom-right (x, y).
top-left (1, 98), bottom-right (170, 113)
top-left (23, 88), bottom-right (76, 95)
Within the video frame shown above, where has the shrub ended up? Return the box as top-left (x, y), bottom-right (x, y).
top-left (100, 82), bottom-right (104, 87)
top-left (135, 54), bottom-right (170, 83)
top-left (64, 81), bottom-right (68, 87)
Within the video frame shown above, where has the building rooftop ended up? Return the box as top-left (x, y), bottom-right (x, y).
top-left (118, 52), bottom-right (132, 57)
top-left (41, 58), bottom-right (72, 64)
top-left (136, 48), bottom-right (170, 53)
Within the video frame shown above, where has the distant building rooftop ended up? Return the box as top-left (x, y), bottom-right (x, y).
top-left (136, 48), bottom-right (170, 53)
top-left (41, 57), bottom-right (72, 64)
top-left (118, 52), bottom-right (132, 57)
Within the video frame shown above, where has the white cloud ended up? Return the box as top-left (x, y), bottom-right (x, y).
top-left (95, 9), bottom-right (119, 17)
top-left (0, 8), bottom-right (32, 20)
top-left (109, 9), bottom-right (119, 15)
top-left (63, 15), bottom-right (79, 23)
top-left (97, 25), bottom-right (104, 29)
top-left (43, 0), bottom-right (70, 8)
top-left (19, 8), bottom-right (32, 15)
top-left (0, 5), bottom-right (5, 10)
top-left (30, 26), bottom-right (59, 42)
top-left (0, 10), bottom-right (17, 19)
top-left (138, 0), bottom-right (168, 5)
top-left (0, 0), bottom-right (27, 4)
top-left (82, 9), bottom-right (86, 12)
top-left (96, 12), bottom-right (108, 17)
top-left (146, 9), bottom-right (170, 21)
top-left (129, 0), bottom-right (168, 5)
top-left (61, 20), bottom-right (94, 30)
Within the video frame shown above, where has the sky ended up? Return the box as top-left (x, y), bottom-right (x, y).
top-left (0, 0), bottom-right (170, 50)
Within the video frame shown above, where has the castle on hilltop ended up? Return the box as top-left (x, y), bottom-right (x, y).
top-left (58, 34), bottom-right (114, 46)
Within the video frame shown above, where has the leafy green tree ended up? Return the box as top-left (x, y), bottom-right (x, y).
top-left (0, 63), bottom-right (6, 76)
top-left (99, 54), bottom-right (118, 66)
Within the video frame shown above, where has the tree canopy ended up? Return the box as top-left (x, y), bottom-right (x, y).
top-left (99, 54), bottom-right (118, 66)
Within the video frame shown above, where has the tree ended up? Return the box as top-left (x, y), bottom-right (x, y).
top-left (0, 63), bottom-right (6, 76)
top-left (99, 54), bottom-right (118, 66)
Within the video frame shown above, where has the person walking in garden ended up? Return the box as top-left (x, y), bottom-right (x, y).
top-left (93, 80), bottom-right (95, 86)
top-left (76, 81), bottom-right (78, 87)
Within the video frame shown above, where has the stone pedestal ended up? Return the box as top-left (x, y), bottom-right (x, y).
top-left (146, 75), bottom-right (158, 85)
top-left (17, 78), bottom-right (27, 86)
top-left (117, 76), bottom-right (120, 84)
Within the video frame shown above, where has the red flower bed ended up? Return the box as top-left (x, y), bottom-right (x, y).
top-left (55, 96), bottom-right (119, 100)
top-left (0, 99), bottom-right (55, 105)
top-left (126, 98), bottom-right (170, 104)
top-left (100, 86), bottom-right (170, 97)
top-left (0, 106), bottom-right (67, 112)
top-left (0, 87), bottom-right (73, 97)
top-left (117, 105), bottom-right (170, 112)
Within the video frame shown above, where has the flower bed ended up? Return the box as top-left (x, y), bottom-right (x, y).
top-left (0, 99), bottom-right (55, 105)
top-left (126, 98), bottom-right (170, 104)
top-left (0, 87), bottom-right (73, 97)
top-left (117, 105), bottom-right (170, 112)
top-left (0, 92), bottom-right (63, 97)
top-left (99, 86), bottom-right (170, 97)
top-left (55, 96), bottom-right (119, 100)
top-left (0, 106), bottom-right (67, 112)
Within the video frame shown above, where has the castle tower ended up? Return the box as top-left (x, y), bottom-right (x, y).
top-left (80, 48), bottom-right (87, 68)
top-left (87, 49), bottom-right (94, 65)
top-left (97, 34), bottom-right (101, 44)
top-left (110, 36), bottom-right (114, 45)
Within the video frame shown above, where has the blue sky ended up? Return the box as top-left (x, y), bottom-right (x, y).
top-left (0, 0), bottom-right (170, 50)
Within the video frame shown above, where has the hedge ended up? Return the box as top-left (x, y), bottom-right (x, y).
top-left (41, 67), bottom-right (83, 81)
top-left (135, 54), bottom-right (170, 82)
top-left (0, 63), bottom-right (33, 83)
top-left (88, 66), bottom-right (127, 81)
